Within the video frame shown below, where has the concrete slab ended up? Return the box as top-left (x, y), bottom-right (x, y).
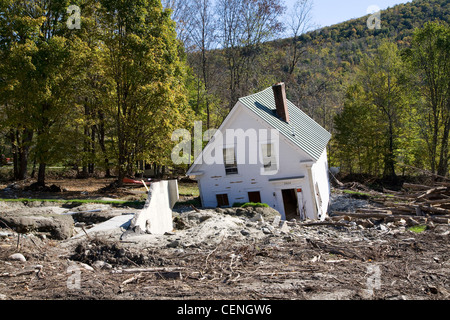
top-left (72, 214), bottom-right (134, 238)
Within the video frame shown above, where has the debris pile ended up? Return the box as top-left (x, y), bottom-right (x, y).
top-left (1, 191), bottom-right (449, 300)
top-left (330, 184), bottom-right (450, 228)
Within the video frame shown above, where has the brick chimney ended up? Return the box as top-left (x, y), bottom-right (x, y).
top-left (272, 82), bottom-right (289, 123)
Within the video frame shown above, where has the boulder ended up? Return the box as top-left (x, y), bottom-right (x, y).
top-left (9, 253), bottom-right (26, 262)
top-left (0, 214), bottom-right (74, 240)
top-left (254, 207), bottom-right (281, 221)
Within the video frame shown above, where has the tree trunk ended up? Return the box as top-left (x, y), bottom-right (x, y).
top-left (97, 111), bottom-right (111, 177)
top-left (10, 131), bottom-right (19, 180)
top-left (89, 124), bottom-right (96, 175)
top-left (10, 128), bottom-right (33, 181)
top-left (37, 163), bottom-right (46, 186)
top-left (437, 118), bottom-right (450, 177)
top-left (383, 121), bottom-right (397, 182)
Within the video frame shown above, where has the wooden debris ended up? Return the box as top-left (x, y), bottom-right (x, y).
top-left (331, 211), bottom-right (393, 219)
top-left (113, 267), bottom-right (184, 274)
top-left (338, 182), bottom-right (450, 224)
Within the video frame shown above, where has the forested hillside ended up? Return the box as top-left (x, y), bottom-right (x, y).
top-left (176, 0), bottom-right (449, 184)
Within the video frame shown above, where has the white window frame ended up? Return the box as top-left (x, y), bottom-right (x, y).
top-left (261, 143), bottom-right (278, 174)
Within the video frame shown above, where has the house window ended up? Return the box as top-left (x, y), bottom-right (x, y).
top-left (261, 143), bottom-right (277, 172)
top-left (223, 147), bottom-right (238, 175)
top-left (216, 194), bottom-right (230, 207)
top-left (248, 191), bottom-right (262, 203)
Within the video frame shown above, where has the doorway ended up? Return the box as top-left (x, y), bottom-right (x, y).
top-left (282, 189), bottom-right (299, 220)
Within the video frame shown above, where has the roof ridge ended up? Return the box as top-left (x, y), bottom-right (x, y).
top-left (238, 86), bottom-right (331, 161)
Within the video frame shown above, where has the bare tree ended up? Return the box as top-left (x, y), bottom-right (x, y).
top-left (216, 0), bottom-right (285, 108)
top-left (187, 0), bottom-right (217, 128)
top-left (161, 0), bottom-right (196, 46)
top-left (286, 0), bottom-right (315, 75)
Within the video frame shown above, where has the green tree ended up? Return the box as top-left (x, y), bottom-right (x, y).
top-left (0, 0), bottom-right (83, 185)
top-left (405, 22), bottom-right (450, 177)
top-left (98, 0), bottom-right (191, 185)
top-left (0, 0), bottom-right (43, 180)
top-left (334, 84), bottom-right (385, 175)
top-left (358, 41), bottom-right (407, 181)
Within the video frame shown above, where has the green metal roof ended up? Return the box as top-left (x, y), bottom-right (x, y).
top-left (238, 87), bottom-right (331, 161)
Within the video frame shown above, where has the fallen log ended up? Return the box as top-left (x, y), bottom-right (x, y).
top-left (112, 267), bottom-right (184, 274)
top-left (384, 206), bottom-right (415, 213)
top-left (417, 197), bottom-right (450, 205)
top-left (331, 211), bottom-right (392, 219)
top-left (403, 183), bottom-right (432, 191)
top-left (417, 187), bottom-right (449, 200)
top-left (300, 221), bottom-right (350, 227)
top-left (429, 216), bottom-right (450, 224)
top-left (384, 214), bottom-right (449, 224)
top-left (356, 208), bottom-right (393, 214)
top-left (418, 205), bottom-right (450, 215)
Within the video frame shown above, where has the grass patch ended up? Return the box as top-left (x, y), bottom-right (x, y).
top-left (408, 225), bottom-right (427, 233)
top-left (233, 202), bottom-right (269, 208)
top-left (342, 190), bottom-right (372, 198)
top-left (341, 189), bottom-right (395, 199)
top-left (178, 182), bottom-right (200, 197)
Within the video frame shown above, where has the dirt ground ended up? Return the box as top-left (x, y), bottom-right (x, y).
top-left (0, 179), bottom-right (449, 301)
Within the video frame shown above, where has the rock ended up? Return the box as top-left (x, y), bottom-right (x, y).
top-left (279, 221), bottom-right (290, 233)
top-left (261, 226), bottom-right (272, 234)
top-left (92, 260), bottom-right (112, 270)
top-left (215, 208), bottom-right (225, 214)
top-left (9, 253), bottom-right (26, 262)
top-left (224, 208), bottom-right (236, 215)
top-left (79, 262), bottom-right (94, 271)
top-left (240, 229), bottom-right (251, 236)
top-left (395, 218), bottom-right (407, 226)
top-left (255, 207), bottom-right (282, 221)
top-left (434, 225), bottom-right (449, 236)
top-left (0, 293), bottom-right (8, 300)
top-left (272, 216), bottom-right (281, 227)
top-left (173, 216), bottom-right (189, 230)
top-left (250, 213), bottom-right (264, 223)
top-left (167, 240), bottom-right (180, 248)
top-left (0, 214), bottom-right (74, 240)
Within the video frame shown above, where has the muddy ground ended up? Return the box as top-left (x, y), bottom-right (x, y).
top-left (0, 182), bottom-right (449, 301)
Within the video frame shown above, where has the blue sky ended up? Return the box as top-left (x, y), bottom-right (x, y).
top-left (284, 0), bottom-right (414, 29)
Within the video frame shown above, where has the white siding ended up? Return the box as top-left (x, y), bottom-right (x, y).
top-left (310, 149), bottom-right (331, 220)
top-left (192, 102), bottom-right (330, 220)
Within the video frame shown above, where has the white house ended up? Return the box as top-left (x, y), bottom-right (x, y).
top-left (186, 83), bottom-right (332, 221)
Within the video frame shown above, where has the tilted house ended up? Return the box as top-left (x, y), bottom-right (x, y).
top-left (186, 83), bottom-right (332, 220)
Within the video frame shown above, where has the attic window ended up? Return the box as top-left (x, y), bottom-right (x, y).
top-left (223, 147), bottom-right (238, 175)
top-left (262, 143), bottom-right (277, 172)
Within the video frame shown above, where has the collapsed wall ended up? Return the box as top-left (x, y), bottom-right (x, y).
top-left (129, 180), bottom-right (179, 235)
